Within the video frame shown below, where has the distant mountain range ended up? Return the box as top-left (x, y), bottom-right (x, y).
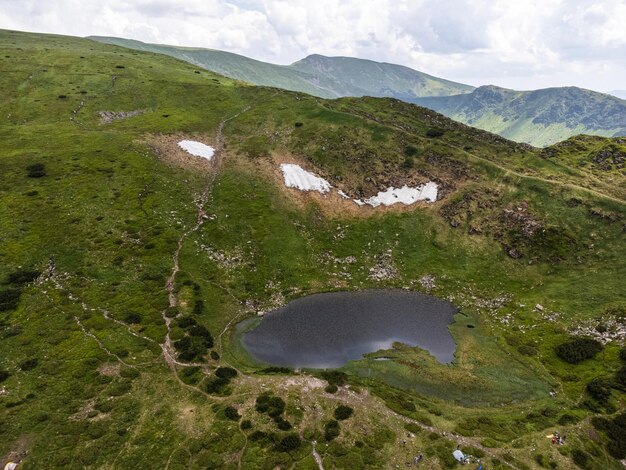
top-left (91, 36), bottom-right (626, 147)
top-left (414, 85), bottom-right (626, 147)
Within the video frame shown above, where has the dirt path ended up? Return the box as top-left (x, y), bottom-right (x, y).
top-left (160, 107), bottom-right (250, 374)
top-left (311, 440), bottom-right (325, 470)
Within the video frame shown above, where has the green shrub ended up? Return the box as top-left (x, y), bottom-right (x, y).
top-left (324, 420), bottom-right (340, 441)
top-left (325, 384), bottom-right (338, 394)
top-left (224, 406), bottom-right (240, 421)
top-left (275, 433), bottom-right (301, 452)
top-left (5, 269), bottom-right (40, 285)
top-left (210, 351), bottom-right (220, 360)
top-left (518, 344), bottom-right (538, 356)
top-left (26, 163), bottom-right (46, 178)
top-left (0, 288), bottom-right (22, 311)
top-left (275, 417), bottom-right (292, 430)
top-left (555, 338), bottom-right (603, 364)
top-left (321, 370), bottom-right (347, 386)
top-left (20, 358), bottom-right (39, 371)
top-left (124, 312), bottom-right (141, 324)
top-left (558, 413), bottom-right (580, 425)
top-left (592, 413), bottom-right (626, 459)
top-left (426, 128), bottom-right (444, 138)
top-left (0, 370), bottom-right (9, 382)
top-left (615, 366), bottom-right (626, 388)
top-left (586, 377), bottom-right (612, 403)
top-left (205, 377), bottom-right (228, 394)
top-left (404, 422), bottom-right (421, 434)
top-left (571, 449), bottom-right (589, 468)
top-left (241, 419), bottom-right (252, 430)
top-left (215, 367), bottom-right (238, 379)
top-left (176, 316), bottom-right (197, 328)
top-left (334, 405), bottom-right (353, 421)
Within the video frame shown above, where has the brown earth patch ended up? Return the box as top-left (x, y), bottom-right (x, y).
top-left (243, 152), bottom-right (441, 219)
top-left (176, 403), bottom-right (214, 438)
top-left (98, 362), bottom-right (121, 377)
top-left (143, 134), bottom-right (216, 174)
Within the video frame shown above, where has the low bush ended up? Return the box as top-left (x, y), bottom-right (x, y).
top-left (19, 358), bottom-right (39, 371)
top-left (215, 367), bottom-right (238, 379)
top-left (571, 449), bottom-right (589, 468)
top-left (224, 406), bottom-right (240, 421)
top-left (0, 370), bottom-right (10, 382)
top-left (240, 419), bottom-right (252, 430)
top-left (321, 370), bottom-right (347, 387)
top-left (124, 312), bottom-right (141, 324)
top-left (26, 163), bottom-right (46, 178)
top-left (586, 377), bottom-right (612, 403)
top-left (334, 405), bottom-right (353, 421)
top-left (0, 288), bottom-right (22, 311)
top-left (555, 338), bottom-right (603, 364)
top-left (5, 269), bottom-right (40, 285)
top-left (324, 420), bottom-right (340, 441)
top-left (426, 128), bottom-right (445, 138)
top-left (275, 433), bottom-right (301, 452)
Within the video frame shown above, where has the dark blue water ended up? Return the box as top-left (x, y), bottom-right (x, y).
top-left (242, 290), bottom-right (457, 368)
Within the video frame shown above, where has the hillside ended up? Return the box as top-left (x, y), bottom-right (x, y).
top-left (90, 36), bottom-right (474, 99)
top-left (1, 29), bottom-right (625, 469)
top-left (415, 85), bottom-right (626, 146)
top-left (90, 36), bottom-right (626, 147)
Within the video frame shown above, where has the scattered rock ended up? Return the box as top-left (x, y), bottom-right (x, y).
top-left (99, 109), bottom-right (145, 124)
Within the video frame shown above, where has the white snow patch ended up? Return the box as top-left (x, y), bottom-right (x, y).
top-left (363, 182), bottom-right (438, 207)
top-left (337, 190), bottom-right (349, 199)
top-left (177, 140), bottom-right (215, 160)
top-left (280, 163), bottom-right (331, 193)
top-left (354, 199), bottom-right (365, 206)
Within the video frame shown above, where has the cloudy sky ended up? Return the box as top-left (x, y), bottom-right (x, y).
top-left (1, 0), bottom-right (625, 92)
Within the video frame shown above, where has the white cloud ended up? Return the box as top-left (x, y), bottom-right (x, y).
top-left (0, 0), bottom-right (624, 91)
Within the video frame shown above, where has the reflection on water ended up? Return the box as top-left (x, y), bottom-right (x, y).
top-left (242, 290), bottom-right (457, 368)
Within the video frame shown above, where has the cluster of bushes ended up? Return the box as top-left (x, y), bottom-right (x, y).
top-left (1, 268), bottom-right (41, 312)
top-left (591, 412), bottom-right (626, 459)
top-left (555, 337), bottom-right (603, 364)
top-left (323, 405), bottom-right (354, 441)
top-left (205, 367), bottom-right (237, 394)
top-left (581, 346), bottom-right (626, 410)
top-left (255, 393), bottom-right (292, 430)
top-left (249, 430), bottom-right (302, 452)
top-left (173, 316), bottom-right (214, 362)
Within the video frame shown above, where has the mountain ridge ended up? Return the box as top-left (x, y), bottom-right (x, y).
top-left (90, 35), bottom-right (626, 147)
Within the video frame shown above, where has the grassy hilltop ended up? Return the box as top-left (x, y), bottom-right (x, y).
top-left (0, 29), bottom-right (625, 469)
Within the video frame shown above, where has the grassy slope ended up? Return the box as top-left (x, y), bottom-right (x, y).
top-left (0, 29), bottom-right (625, 469)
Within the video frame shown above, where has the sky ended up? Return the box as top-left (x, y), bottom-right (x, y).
top-left (1, 0), bottom-right (625, 93)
